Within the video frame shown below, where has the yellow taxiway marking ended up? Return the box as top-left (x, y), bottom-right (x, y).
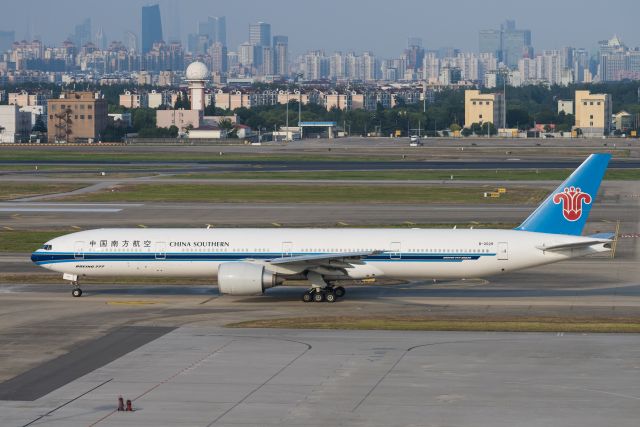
top-left (2, 226), bottom-right (14, 231)
top-left (337, 221), bottom-right (349, 226)
top-left (271, 222), bottom-right (281, 227)
top-left (106, 300), bottom-right (159, 306)
top-left (138, 224), bottom-right (148, 228)
top-left (71, 226), bottom-right (82, 230)
top-left (11, 214), bottom-right (21, 218)
top-left (403, 221), bottom-right (415, 225)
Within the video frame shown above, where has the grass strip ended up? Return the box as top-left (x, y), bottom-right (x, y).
top-left (166, 169), bottom-right (640, 181)
top-left (0, 183), bottom-right (86, 201)
top-left (60, 183), bottom-right (547, 204)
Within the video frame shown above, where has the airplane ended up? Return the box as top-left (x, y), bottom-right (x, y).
top-left (31, 153), bottom-right (614, 303)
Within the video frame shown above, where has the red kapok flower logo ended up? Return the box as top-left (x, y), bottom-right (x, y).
top-left (552, 186), bottom-right (592, 222)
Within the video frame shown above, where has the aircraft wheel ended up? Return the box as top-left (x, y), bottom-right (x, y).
top-left (325, 291), bottom-right (337, 303)
top-left (302, 291), bottom-right (313, 303)
top-left (72, 288), bottom-right (83, 297)
top-left (334, 286), bottom-right (346, 298)
top-left (312, 291), bottom-right (325, 303)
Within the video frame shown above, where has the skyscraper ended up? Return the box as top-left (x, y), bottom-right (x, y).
top-left (273, 35), bottom-right (288, 77)
top-left (479, 30), bottom-right (502, 62)
top-left (198, 16), bottom-right (227, 46)
top-left (142, 4), bottom-right (163, 54)
top-left (70, 18), bottom-right (91, 48)
top-left (0, 30), bottom-right (15, 53)
top-left (249, 22), bottom-right (271, 47)
top-left (479, 20), bottom-right (532, 69)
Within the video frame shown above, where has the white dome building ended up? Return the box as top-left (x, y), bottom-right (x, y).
top-left (185, 61), bottom-right (209, 81)
top-left (185, 61), bottom-right (209, 111)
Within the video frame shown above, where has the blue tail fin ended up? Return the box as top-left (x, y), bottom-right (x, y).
top-left (515, 153), bottom-right (611, 236)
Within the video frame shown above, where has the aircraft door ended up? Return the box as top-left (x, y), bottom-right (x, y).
top-left (282, 241), bottom-right (293, 257)
top-left (74, 241), bottom-right (85, 260)
top-left (389, 242), bottom-right (401, 260)
top-left (497, 242), bottom-right (508, 260)
top-left (155, 242), bottom-right (167, 260)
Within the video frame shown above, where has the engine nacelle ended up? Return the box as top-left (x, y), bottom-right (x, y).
top-left (217, 262), bottom-right (281, 295)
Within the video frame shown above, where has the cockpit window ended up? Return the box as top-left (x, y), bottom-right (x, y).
top-left (42, 244), bottom-right (52, 251)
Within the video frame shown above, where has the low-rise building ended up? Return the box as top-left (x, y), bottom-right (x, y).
top-left (119, 91), bottom-right (148, 109)
top-left (156, 109), bottom-right (201, 132)
top-left (19, 105), bottom-right (46, 127)
top-left (47, 92), bottom-right (108, 143)
top-left (464, 89), bottom-right (505, 129)
top-left (612, 111), bottom-right (633, 131)
top-left (148, 90), bottom-right (174, 109)
top-left (0, 105), bottom-right (31, 142)
top-left (188, 125), bottom-right (228, 139)
top-left (574, 90), bottom-right (612, 137)
top-left (8, 91), bottom-right (49, 107)
top-left (108, 112), bottom-right (132, 127)
top-left (558, 100), bottom-right (574, 115)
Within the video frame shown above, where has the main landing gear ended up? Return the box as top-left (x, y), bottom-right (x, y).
top-left (301, 272), bottom-right (346, 303)
top-left (301, 286), bottom-right (346, 303)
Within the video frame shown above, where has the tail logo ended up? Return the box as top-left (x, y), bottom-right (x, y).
top-left (553, 187), bottom-right (592, 222)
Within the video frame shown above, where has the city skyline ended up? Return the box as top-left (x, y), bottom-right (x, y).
top-left (5, 0), bottom-right (640, 56)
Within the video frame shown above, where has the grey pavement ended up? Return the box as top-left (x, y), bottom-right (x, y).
top-left (1, 327), bottom-right (639, 427)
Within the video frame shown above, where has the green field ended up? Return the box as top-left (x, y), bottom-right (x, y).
top-left (0, 183), bottom-right (85, 201)
top-left (60, 183), bottom-right (547, 204)
top-left (228, 316), bottom-right (640, 333)
top-left (0, 230), bottom-right (70, 252)
top-left (0, 147), bottom-right (630, 163)
top-left (166, 169), bottom-right (640, 181)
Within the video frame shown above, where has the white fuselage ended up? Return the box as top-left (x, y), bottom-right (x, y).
top-left (32, 228), bottom-right (609, 281)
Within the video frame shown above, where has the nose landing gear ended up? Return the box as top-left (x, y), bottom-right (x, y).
top-left (63, 274), bottom-right (83, 297)
top-left (71, 285), bottom-right (83, 297)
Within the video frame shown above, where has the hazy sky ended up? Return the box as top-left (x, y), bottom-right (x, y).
top-left (6, 0), bottom-right (640, 57)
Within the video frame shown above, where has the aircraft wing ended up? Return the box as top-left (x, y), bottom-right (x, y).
top-left (267, 250), bottom-right (381, 268)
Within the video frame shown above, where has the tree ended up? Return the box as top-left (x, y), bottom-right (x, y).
top-left (506, 109), bottom-right (531, 129)
top-left (32, 116), bottom-right (47, 133)
top-left (132, 108), bottom-right (156, 131)
top-left (449, 123), bottom-right (462, 132)
top-left (218, 119), bottom-right (234, 131)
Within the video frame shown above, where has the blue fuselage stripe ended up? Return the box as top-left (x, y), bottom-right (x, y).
top-left (32, 252), bottom-right (494, 265)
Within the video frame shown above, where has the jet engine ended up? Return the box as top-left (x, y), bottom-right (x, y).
top-left (217, 262), bottom-right (282, 295)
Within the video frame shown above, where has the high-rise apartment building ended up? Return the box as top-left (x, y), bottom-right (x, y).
top-left (209, 42), bottom-right (228, 74)
top-left (273, 35), bottom-right (288, 77)
top-left (142, 4), bottom-right (163, 54)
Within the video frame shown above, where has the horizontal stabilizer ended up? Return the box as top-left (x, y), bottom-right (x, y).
top-left (536, 238), bottom-right (612, 252)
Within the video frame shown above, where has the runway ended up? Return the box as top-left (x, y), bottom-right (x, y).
top-left (3, 159), bottom-right (640, 172)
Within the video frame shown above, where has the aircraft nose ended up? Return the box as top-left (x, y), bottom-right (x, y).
top-left (31, 251), bottom-right (38, 263)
